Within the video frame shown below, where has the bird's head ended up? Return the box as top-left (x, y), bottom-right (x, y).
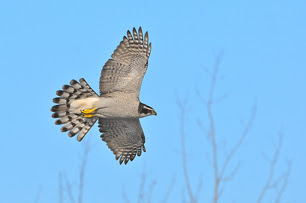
top-left (138, 103), bottom-right (157, 117)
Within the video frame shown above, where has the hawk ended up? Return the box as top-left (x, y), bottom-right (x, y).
top-left (51, 27), bottom-right (156, 165)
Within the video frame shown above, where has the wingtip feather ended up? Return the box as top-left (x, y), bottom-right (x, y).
top-left (127, 30), bottom-right (133, 40)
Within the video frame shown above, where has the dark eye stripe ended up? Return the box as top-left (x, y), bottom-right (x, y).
top-left (141, 108), bottom-right (149, 114)
top-left (138, 102), bottom-right (153, 114)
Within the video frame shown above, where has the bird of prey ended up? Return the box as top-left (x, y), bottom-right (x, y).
top-left (51, 27), bottom-right (156, 165)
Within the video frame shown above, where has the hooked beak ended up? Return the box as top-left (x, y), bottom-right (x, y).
top-left (152, 110), bottom-right (157, 116)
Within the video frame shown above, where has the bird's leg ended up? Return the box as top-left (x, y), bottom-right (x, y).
top-left (82, 107), bottom-right (97, 114)
top-left (81, 107), bottom-right (97, 118)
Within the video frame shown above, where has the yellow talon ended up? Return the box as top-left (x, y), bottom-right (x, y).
top-left (81, 107), bottom-right (97, 114)
top-left (81, 107), bottom-right (97, 118)
top-left (82, 114), bottom-right (95, 118)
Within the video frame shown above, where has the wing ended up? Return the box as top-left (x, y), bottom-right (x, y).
top-left (99, 27), bottom-right (152, 96)
top-left (99, 118), bottom-right (146, 165)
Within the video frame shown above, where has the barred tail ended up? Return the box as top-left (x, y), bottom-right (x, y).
top-left (51, 78), bottom-right (98, 141)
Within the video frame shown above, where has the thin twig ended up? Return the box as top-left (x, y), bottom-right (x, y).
top-left (122, 186), bottom-right (130, 203)
top-left (201, 52), bottom-right (256, 203)
top-left (137, 170), bottom-right (147, 203)
top-left (59, 172), bottom-right (63, 203)
top-left (257, 132), bottom-right (284, 203)
top-left (221, 162), bottom-right (241, 183)
top-left (177, 97), bottom-right (195, 203)
top-left (147, 181), bottom-right (157, 203)
top-left (219, 104), bottom-right (256, 183)
top-left (197, 119), bottom-right (210, 138)
top-left (196, 87), bottom-right (207, 104)
top-left (78, 142), bottom-right (91, 203)
top-left (163, 177), bottom-right (176, 203)
top-left (195, 176), bottom-right (203, 202)
top-left (275, 160), bottom-right (292, 203)
top-left (205, 52), bottom-right (222, 203)
top-left (64, 173), bottom-right (75, 203)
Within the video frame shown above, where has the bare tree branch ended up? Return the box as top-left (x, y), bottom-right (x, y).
top-left (204, 52), bottom-right (222, 203)
top-left (162, 177), bottom-right (176, 203)
top-left (195, 176), bottom-right (203, 202)
top-left (57, 140), bottom-right (92, 203)
top-left (201, 65), bottom-right (213, 78)
top-left (147, 181), bottom-right (157, 203)
top-left (197, 120), bottom-right (210, 138)
top-left (219, 104), bottom-right (256, 183)
top-left (177, 97), bottom-right (195, 203)
top-left (137, 170), bottom-right (147, 203)
top-left (195, 87), bottom-right (207, 104)
top-left (275, 160), bottom-right (292, 203)
top-left (122, 186), bottom-right (130, 203)
top-left (198, 52), bottom-right (256, 203)
top-left (257, 132), bottom-right (291, 203)
top-left (64, 173), bottom-right (75, 203)
top-left (257, 132), bottom-right (282, 203)
top-left (221, 162), bottom-right (241, 183)
top-left (78, 142), bottom-right (91, 203)
top-left (59, 172), bottom-right (63, 203)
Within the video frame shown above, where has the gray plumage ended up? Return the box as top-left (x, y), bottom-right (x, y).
top-left (99, 118), bottom-right (146, 165)
top-left (100, 27), bottom-right (151, 95)
top-left (51, 27), bottom-right (156, 164)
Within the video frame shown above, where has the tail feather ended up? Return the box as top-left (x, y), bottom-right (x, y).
top-left (60, 115), bottom-right (80, 132)
top-left (51, 104), bottom-right (69, 112)
top-left (51, 78), bottom-right (98, 141)
top-left (62, 85), bottom-right (75, 93)
top-left (54, 114), bottom-right (77, 125)
top-left (52, 98), bottom-right (66, 105)
top-left (77, 124), bottom-right (94, 141)
top-left (79, 78), bottom-right (98, 96)
top-left (56, 90), bottom-right (70, 98)
top-left (52, 112), bottom-right (67, 118)
top-left (68, 123), bottom-right (85, 137)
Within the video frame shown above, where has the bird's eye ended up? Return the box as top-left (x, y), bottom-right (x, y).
top-left (141, 108), bottom-right (149, 114)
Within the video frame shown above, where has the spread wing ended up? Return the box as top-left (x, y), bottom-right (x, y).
top-left (99, 118), bottom-right (146, 165)
top-left (99, 27), bottom-right (151, 96)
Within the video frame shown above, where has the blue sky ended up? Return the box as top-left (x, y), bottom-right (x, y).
top-left (1, 0), bottom-right (306, 202)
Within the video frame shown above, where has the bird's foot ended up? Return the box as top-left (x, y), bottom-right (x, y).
top-left (81, 107), bottom-right (97, 118)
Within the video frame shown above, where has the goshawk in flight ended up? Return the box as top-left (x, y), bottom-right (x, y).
top-left (51, 27), bottom-right (156, 165)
